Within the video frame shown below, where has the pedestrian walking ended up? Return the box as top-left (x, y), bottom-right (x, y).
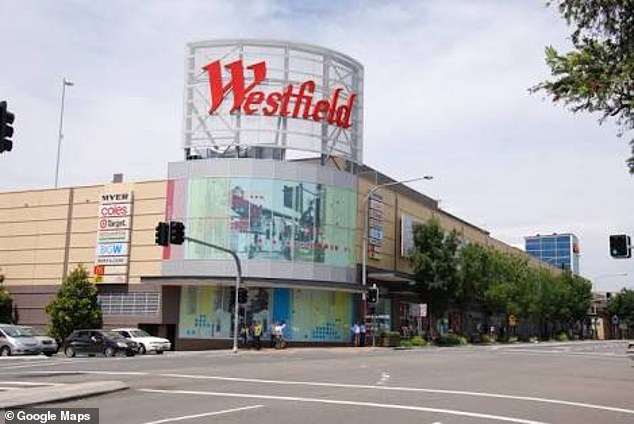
top-left (360, 322), bottom-right (366, 347)
top-left (240, 322), bottom-right (248, 347)
top-left (253, 320), bottom-right (263, 350)
top-left (352, 322), bottom-right (360, 346)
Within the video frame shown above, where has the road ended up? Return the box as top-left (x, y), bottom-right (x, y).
top-left (1, 340), bottom-right (632, 424)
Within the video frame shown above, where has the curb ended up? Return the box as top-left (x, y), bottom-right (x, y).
top-left (0, 381), bottom-right (128, 409)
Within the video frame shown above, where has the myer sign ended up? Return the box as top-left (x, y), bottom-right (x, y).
top-left (94, 190), bottom-right (133, 284)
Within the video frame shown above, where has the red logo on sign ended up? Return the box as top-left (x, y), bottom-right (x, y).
top-left (203, 59), bottom-right (357, 129)
top-left (100, 205), bottom-right (128, 217)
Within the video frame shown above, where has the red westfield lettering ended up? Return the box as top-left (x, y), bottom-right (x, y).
top-left (203, 59), bottom-right (356, 129)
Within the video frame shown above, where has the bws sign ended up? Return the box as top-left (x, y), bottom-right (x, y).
top-left (204, 59), bottom-right (357, 129)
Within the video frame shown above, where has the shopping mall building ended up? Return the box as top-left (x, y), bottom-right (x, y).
top-left (0, 40), bottom-right (550, 349)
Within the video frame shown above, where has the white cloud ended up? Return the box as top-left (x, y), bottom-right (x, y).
top-left (1, 0), bottom-right (632, 290)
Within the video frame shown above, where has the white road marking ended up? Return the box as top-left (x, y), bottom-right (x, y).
top-left (377, 372), bottom-right (390, 385)
top-left (141, 404), bottom-right (264, 424)
top-left (21, 370), bottom-right (634, 416)
top-left (139, 388), bottom-right (548, 424)
top-left (499, 350), bottom-right (626, 359)
top-left (0, 381), bottom-right (62, 386)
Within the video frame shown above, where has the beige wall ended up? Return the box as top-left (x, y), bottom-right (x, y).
top-left (1, 170), bottom-right (557, 291)
top-left (0, 180), bottom-right (166, 288)
top-left (357, 174), bottom-right (559, 277)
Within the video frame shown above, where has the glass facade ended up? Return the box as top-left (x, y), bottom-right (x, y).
top-left (183, 177), bottom-right (357, 267)
top-left (525, 234), bottom-right (580, 274)
top-left (178, 285), bottom-right (356, 342)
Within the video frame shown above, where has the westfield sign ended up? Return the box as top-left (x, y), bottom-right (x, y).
top-left (203, 59), bottom-right (357, 129)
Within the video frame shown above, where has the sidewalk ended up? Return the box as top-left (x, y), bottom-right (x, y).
top-left (0, 381), bottom-right (128, 409)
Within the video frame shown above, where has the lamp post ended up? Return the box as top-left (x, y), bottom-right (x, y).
top-left (54, 78), bottom-right (74, 188)
top-left (361, 175), bottom-right (433, 346)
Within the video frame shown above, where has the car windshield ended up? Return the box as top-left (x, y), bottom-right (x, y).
top-left (130, 330), bottom-right (151, 337)
top-left (19, 327), bottom-right (48, 337)
top-left (1, 326), bottom-right (33, 337)
top-left (104, 331), bottom-right (125, 340)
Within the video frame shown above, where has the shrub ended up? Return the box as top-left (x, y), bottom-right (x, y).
top-left (400, 339), bottom-right (413, 348)
top-left (479, 334), bottom-right (493, 344)
top-left (410, 335), bottom-right (427, 347)
top-left (436, 333), bottom-right (467, 346)
top-left (555, 332), bottom-right (569, 342)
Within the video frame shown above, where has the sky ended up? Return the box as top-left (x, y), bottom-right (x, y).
top-left (1, 0), bottom-right (632, 291)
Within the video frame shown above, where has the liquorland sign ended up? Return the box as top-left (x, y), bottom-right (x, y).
top-left (204, 59), bottom-right (357, 129)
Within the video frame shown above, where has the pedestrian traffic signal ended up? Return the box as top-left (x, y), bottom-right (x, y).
top-left (238, 287), bottom-right (248, 304)
top-left (170, 221), bottom-right (185, 245)
top-left (155, 222), bottom-right (170, 246)
top-left (0, 101), bottom-right (15, 154)
top-left (609, 234), bottom-right (631, 258)
top-left (367, 285), bottom-right (378, 304)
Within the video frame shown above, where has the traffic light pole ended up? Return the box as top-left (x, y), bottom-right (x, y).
top-left (184, 236), bottom-right (242, 354)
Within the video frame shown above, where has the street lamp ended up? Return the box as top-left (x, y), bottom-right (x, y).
top-left (54, 78), bottom-right (74, 188)
top-left (361, 175), bottom-right (433, 345)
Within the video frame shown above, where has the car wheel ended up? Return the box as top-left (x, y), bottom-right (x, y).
top-left (139, 344), bottom-right (146, 355)
top-left (44, 352), bottom-right (54, 357)
top-left (125, 351), bottom-right (135, 357)
top-left (156, 350), bottom-right (164, 355)
top-left (64, 346), bottom-right (75, 358)
top-left (0, 346), bottom-right (11, 356)
top-left (104, 346), bottom-right (116, 357)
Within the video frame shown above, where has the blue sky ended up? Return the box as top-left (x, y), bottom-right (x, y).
top-left (1, 0), bottom-right (632, 291)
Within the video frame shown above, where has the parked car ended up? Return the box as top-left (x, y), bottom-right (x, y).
top-left (112, 328), bottom-right (171, 354)
top-left (63, 329), bottom-right (138, 358)
top-left (19, 326), bottom-right (58, 356)
top-left (0, 323), bottom-right (42, 356)
top-left (627, 342), bottom-right (634, 361)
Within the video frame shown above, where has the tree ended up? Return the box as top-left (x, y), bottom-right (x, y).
top-left (531, 0), bottom-right (634, 173)
top-left (0, 293), bottom-right (11, 323)
top-left (607, 288), bottom-right (634, 330)
top-left (0, 273), bottom-right (14, 324)
top-left (45, 265), bottom-right (102, 342)
top-left (409, 218), bottom-right (461, 319)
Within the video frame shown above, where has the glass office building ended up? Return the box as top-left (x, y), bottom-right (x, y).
top-left (525, 233), bottom-right (580, 275)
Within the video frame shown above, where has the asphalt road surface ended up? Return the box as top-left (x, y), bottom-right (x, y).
top-left (1, 340), bottom-right (632, 424)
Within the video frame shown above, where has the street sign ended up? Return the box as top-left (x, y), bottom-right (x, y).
top-left (612, 315), bottom-right (619, 325)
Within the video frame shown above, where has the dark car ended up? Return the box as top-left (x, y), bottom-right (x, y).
top-left (63, 330), bottom-right (138, 358)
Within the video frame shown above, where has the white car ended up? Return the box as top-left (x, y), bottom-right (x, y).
top-left (112, 328), bottom-right (171, 354)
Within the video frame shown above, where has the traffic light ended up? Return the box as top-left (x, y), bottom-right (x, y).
top-left (367, 285), bottom-right (378, 304)
top-left (238, 287), bottom-right (248, 304)
top-left (0, 101), bottom-right (15, 154)
top-left (155, 222), bottom-right (170, 246)
top-left (170, 221), bottom-right (185, 245)
top-left (609, 234), bottom-right (631, 258)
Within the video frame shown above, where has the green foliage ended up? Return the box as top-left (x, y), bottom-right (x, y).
top-left (532, 0), bottom-right (634, 173)
top-left (607, 289), bottom-right (634, 328)
top-left (410, 218), bottom-right (461, 315)
top-left (0, 280), bottom-right (13, 324)
top-left (436, 333), bottom-right (467, 346)
top-left (400, 339), bottom-right (413, 348)
top-left (45, 265), bottom-right (102, 342)
top-left (478, 334), bottom-right (494, 344)
top-left (410, 335), bottom-right (427, 346)
top-left (555, 332), bottom-right (569, 342)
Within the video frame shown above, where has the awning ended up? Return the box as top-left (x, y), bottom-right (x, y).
top-left (367, 272), bottom-right (414, 283)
